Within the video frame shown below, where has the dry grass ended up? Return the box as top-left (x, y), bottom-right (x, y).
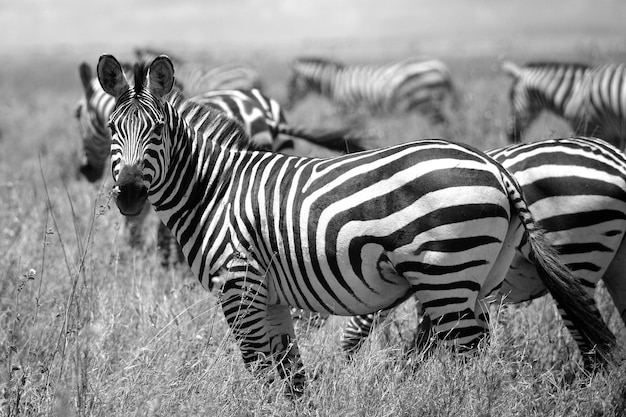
top-left (1, 47), bottom-right (626, 416)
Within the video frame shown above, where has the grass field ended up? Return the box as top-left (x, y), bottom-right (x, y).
top-left (2, 41), bottom-right (626, 416)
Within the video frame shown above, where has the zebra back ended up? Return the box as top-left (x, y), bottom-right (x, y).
top-left (287, 56), bottom-right (455, 121)
top-left (501, 60), bottom-right (592, 142)
top-left (134, 47), bottom-right (263, 94)
top-left (189, 88), bottom-right (368, 154)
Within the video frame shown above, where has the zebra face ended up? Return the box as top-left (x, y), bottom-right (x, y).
top-left (97, 54), bottom-right (175, 217)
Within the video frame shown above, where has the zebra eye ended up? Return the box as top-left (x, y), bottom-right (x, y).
top-left (153, 122), bottom-right (164, 137)
top-left (108, 122), bottom-right (116, 135)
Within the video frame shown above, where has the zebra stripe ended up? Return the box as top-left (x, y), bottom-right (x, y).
top-left (340, 136), bottom-right (625, 366)
top-left (75, 62), bottom-right (361, 256)
top-left (189, 89), bottom-right (366, 154)
top-left (76, 62), bottom-right (119, 182)
top-left (98, 55), bottom-right (614, 394)
top-left (286, 56), bottom-right (457, 123)
top-left (502, 61), bottom-right (626, 148)
top-left (134, 47), bottom-right (263, 95)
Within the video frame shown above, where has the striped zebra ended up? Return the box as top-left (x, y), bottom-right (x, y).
top-left (501, 61), bottom-right (626, 148)
top-left (75, 62), bottom-right (363, 257)
top-left (97, 54), bottom-right (614, 395)
top-left (75, 61), bottom-right (153, 248)
top-left (340, 136), bottom-right (626, 366)
top-left (189, 89), bottom-right (366, 155)
top-left (134, 47), bottom-right (263, 95)
top-left (286, 56), bottom-right (457, 123)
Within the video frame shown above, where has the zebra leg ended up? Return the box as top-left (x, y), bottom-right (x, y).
top-left (156, 220), bottom-right (184, 267)
top-left (267, 304), bottom-right (305, 397)
top-left (219, 263), bottom-right (305, 396)
top-left (218, 266), bottom-right (274, 377)
top-left (340, 310), bottom-right (390, 357)
top-left (291, 308), bottom-right (330, 331)
top-left (599, 237), bottom-right (626, 327)
top-left (411, 218), bottom-right (521, 352)
top-left (341, 302), bottom-right (434, 358)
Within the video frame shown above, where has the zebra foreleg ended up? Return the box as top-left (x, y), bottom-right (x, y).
top-left (219, 267), bottom-right (305, 397)
top-left (219, 271), bottom-right (275, 384)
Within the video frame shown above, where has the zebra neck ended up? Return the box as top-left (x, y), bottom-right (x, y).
top-left (149, 99), bottom-right (253, 281)
top-left (534, 68), bottom-right (589, 117)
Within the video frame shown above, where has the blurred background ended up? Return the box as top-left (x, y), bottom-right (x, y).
top-left (1, 0), bottom-right (625, 59)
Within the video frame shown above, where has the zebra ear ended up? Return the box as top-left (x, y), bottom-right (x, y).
top-left (78, 62), bottom-right (94, 97)
top-left (97, 54), bottom-right (129, 99)
top-left (148, 55), bottom-right (175, 98)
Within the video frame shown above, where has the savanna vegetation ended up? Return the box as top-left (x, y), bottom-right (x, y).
top-left (1, 46), bottom-right (626, 416)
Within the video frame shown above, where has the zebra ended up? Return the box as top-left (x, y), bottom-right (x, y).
top-left (501, 61), bottom-right (626, 148)
top-left (285, 56), bottom-right (457, 123)
top-left (98, 54), bottom-right (614, 395)
top-left (340, 136), bottom-right (626, 365)
top-left (75, 61), bottom-right (154, 248)
top-left (75, 62), bottom-right (364, 257)
top-left (188, 88), bottom-right (367, 155)
top-left (134, 47), bottom-right (263, 95)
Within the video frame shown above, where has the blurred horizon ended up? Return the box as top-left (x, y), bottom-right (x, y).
top-left (2, 0), bottom-right (625, 60)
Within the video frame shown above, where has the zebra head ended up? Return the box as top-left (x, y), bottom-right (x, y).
top-left (97, 54), bottom-right (175, 217)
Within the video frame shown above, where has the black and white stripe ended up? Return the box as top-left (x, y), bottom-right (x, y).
top-left (502, 61), bottom-right (626, 148)
top-left (341, 136), bottom-right (626, 365)
top-left (75, 62), bottom-right (362, 256)
top-left (98, 55), bottom-right (614, 395)
top-left (189, 88), bottom-right (366, 154)
top-left (134, 47), bottom-right (263, 95)
top-left (286, 56), bottom-right (457, 123)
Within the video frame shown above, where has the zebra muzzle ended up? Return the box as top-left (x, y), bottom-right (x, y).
top-left (114, 165), bottom-right (148, 217)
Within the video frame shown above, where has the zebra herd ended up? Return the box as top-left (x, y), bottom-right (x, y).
top-left (73, 48), bottom-right (626, 396)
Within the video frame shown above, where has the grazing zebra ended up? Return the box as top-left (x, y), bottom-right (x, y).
top-left (341, 136), bottom-right (626, 366)
top-left (75, 62), bottom-right (363, 256)
top-left (286, 56), bottom-right (457, 123)
top-left (98, 54), bottom-right (614, 395)
top-left (189, 89), bottom-right (366, 155)
top-left (134, 47), bottom-right (263, 95)
top-left (501, 61), bottom-right (626, 148)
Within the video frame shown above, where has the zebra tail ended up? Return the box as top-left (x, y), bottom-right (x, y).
top-left (500, 60), bottom-right (523, 79)
top-left (277, 124), bottom-right (369, 153)
top-left (502, 171), bottom-right (616, 365)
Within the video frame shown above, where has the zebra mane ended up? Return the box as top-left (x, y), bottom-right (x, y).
top-left (167, 90), bottom-right (258, 152)
top-left (133, 61), bottom-right (149, 95)
top-left (525, 61), bottom-right (591, 71)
